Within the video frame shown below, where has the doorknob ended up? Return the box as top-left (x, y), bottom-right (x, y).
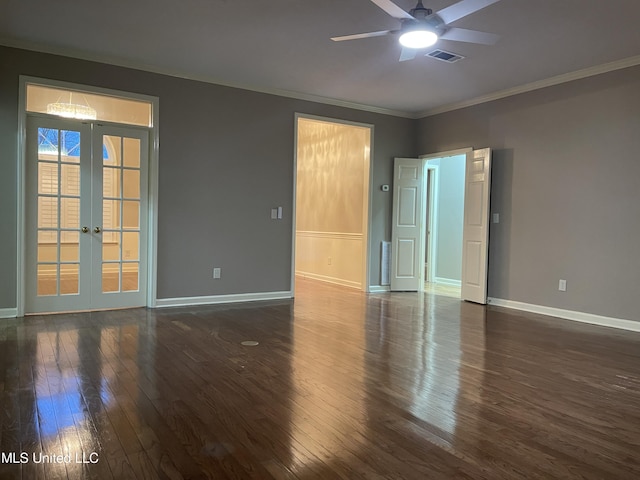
top-left (81, 226), bottom-right (89, 233)
top-left (94, 226), bottom-right (102, 233)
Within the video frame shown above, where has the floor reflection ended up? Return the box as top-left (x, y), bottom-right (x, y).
top-left (290, 284), bottom-right (367, 476)
top-left (2, 279), bottom-right (639, 479)
top-left (0, 311), bottom-right (156, 478)
top-left (365, 293), bottom-right (467, 436)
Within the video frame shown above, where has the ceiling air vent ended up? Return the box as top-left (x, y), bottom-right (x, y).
top-left (426, 49), bottom-right (464, 63)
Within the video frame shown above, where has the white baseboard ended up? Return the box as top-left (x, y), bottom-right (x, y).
top-left (155, 291), bottom-right (292, 308)
top-left (295, 271), bottom-right (362, 290)
top-left (435, 277), bottom-right (462, 287)
top-left (369, 285), bottom-right (390, 293)
top-left (0, 308), bottom-right (18, 319)
top-left (487, 297), bottom-right (640, 333)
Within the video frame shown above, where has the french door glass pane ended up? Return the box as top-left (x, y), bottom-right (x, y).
top-left (122, 232), bottom-right (139, 260)
top-left (60, 264), bottom-right (79, 295)
top-left (102, 264), bottom-right (120, 293)
top-left (103, 200), bottom-right (121, 229)
top-left (38, 197), bottom-right (58, 228)
top-left (123, 138), bottom-right (141, 167)
top-left (102, 134), bottom-right (142, 294)
top-left (61, 198), bottom-right (80, 228)
top-left (37, 231), bottom-right (57, 262)
top-left (61, 232), bottom-right (80, 262)
top-left (104, 167), bottom-right (120, 198)
top-left (122, 263), bottom-right (139, 292)
top-left (105, 136), bottom-right (121, 166)
top-left (123, 201), bottom-right (139, 229)
top-left (36, 127), bottom-right (82, 299)
top-left (123, 170), bottom-right (140, 199)
top-left (61, 164), bottom-right (80, 194)
top-left (103, 232), bottom-right (121, 261)
top-left (37, 264), bottom-right (57, 296)
top-left (38, 163), bottom-right (57, 194)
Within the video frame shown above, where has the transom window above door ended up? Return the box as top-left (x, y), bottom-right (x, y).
top-left (26, 83), bottom-right (152, 127)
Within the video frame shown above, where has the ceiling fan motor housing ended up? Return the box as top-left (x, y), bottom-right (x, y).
top-left (400, 13), bottom-right (446, 36)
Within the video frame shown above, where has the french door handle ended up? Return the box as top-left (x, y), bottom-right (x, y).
top-left (94, 226), bottom-right (102, 234)
top-left (81, 226), bottom-right (89, 233)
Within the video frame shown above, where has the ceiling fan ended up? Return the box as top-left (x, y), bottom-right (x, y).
top-left (331, 0), bottom-right (501, 62)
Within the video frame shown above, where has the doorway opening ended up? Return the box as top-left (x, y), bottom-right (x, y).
top-left (423, 154), bottom-right (466, 299)
top-left (390, 148), bottom-right (491, 303)
top-left (18, 78), bottom-right (158, 315)
top-left (293, 114), bottom-right (372, 293)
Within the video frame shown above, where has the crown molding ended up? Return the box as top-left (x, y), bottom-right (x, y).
top-left (417, 54), bottom-right (640, 118)
top-left (0, 37), bottom-right (414, 119)
top-left (3, 38), bottom-right (640, 121)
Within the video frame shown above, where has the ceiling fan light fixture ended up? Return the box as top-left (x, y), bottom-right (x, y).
top-left (399, 29), bottom-right (438, 49)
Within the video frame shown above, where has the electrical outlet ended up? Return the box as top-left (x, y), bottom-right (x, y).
top-left (558, 279), bottom-right (567, 292)
top-left (213, 268), bottom-right (221, 279)
top-left (492, 213), bottom-right (500, 224)
top-left (327, 257), bottom-right (332, 265)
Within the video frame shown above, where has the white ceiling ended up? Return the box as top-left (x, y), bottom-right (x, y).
top-left (2, 0), bottom-right (640, 116)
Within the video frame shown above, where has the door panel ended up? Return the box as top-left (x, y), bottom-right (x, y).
top-left (461, 148), bottom-right (492, 304)
top-left (396, 238), bottom-right (417, 277)
top-left (92, 124), bottom-right (148, 309)
top-left (26, 118), bottom-right (92, 313)
top-left (390, 158), bottom-right (424, 291)
top-left (26, 117), bottom-right (148, 313)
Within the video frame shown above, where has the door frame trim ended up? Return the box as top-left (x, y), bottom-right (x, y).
top-left (424, 163), bottom-right (439, 284)
top-left (292, 113), bottom-right (374, 294)
top-left (17, 76), bottom-right (160, 316)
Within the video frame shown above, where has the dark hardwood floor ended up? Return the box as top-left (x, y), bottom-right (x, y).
top-left (2, 277), bottom-right (640, 479)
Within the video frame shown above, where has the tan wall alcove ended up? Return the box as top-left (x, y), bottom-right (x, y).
top-left (295, 117), bottom-right (371, 289)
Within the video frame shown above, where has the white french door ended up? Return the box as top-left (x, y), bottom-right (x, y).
top-left (25, 116), bottom-right (149, 314)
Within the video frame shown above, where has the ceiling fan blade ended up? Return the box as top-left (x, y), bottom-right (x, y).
top-left (436, 0), bottom-right (500, 25)
top-left (370, 0), bottom-right (415, 20)
top-left (440, 27), bottom-right (499, 45)
top-left (399, 47), bottom-right (418, 62)
top-left (331, 30), bottom-right (394, 42)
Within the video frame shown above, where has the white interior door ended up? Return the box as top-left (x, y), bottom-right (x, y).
top-left (461, 148), bottom-right (492, 304)
top-left (390, 158), bottom-right (424, 291)
top-left (25, 116), bottom-right (148, 313)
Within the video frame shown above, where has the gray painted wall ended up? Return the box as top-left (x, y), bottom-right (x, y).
top-left (417, 65), bottom-right (640, 322)
top-left (432, 155), bottom-right (465, 282)
top-left (0, 46), bottom-right (416, 308)
top-left (3, 45), bottom-right (639, 323)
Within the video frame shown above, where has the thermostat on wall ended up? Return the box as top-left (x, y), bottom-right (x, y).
top-left (381, 184), bottom-right (390, 192)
